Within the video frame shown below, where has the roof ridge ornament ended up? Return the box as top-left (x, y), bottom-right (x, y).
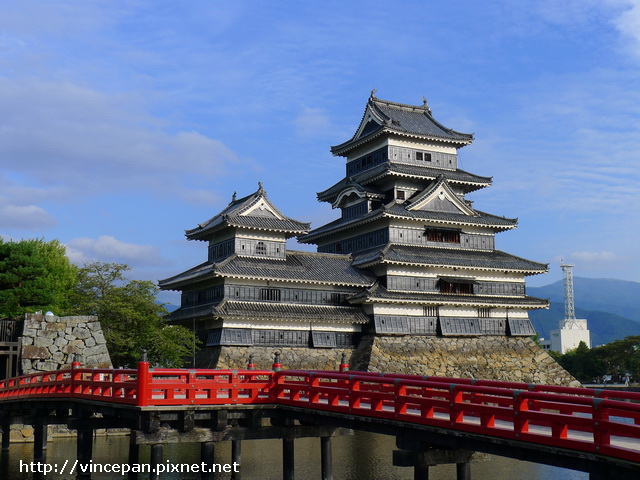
top-left (370, 88), bottom-right (377, 98)
top-left (258, 181), bottom-right (264, 192)
top-left (422, 96), bottom-right (432, 114)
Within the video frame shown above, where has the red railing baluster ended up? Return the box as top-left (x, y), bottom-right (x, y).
top-left (136, 360), bottom-right (151, 407)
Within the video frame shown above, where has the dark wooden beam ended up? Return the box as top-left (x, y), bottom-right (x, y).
top-left (135, 425), bottom-right (352, 445)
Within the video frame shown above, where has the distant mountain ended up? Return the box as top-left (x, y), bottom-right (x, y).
top-left (528, 278), bottom-right (640, 347)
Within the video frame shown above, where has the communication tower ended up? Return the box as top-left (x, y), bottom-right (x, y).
top-left (548, 262), bottom-right (591, 353)
top-left (561, 262), bottom-right (578, 328)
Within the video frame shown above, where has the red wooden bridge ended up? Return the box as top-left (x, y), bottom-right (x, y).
top-left (1, 360), bottom-right (640, 479)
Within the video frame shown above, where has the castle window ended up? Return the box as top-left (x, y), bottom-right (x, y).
top-left (416, 152), bottom-right (423, 161)
top-left (424, 228), bottom-right (461, 243)
top-left (437, 277), bottom-right (475, 295)
top-left (330, 293), bottom-right (343, 304)
top-left (396, 190), bottom-right (405, 200)
top-left (424, 306), bottom-right (438, 317)
top-left (260, 288), bottom-right (281, 301)
top-left (255, 241), bottom-right (266, 255)
top-left (478, 308), bottom-right (491, 318)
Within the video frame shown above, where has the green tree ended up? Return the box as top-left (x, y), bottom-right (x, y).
top-left (71, 262), bottom-right (197, 367)
top-left (0, 238), bottom-right (77, 316)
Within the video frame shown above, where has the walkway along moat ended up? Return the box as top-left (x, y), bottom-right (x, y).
top-left (0, 355), bottom-right (639, 480)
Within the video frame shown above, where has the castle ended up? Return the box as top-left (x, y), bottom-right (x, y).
top-left (160, 93), bottom-right (575, 385)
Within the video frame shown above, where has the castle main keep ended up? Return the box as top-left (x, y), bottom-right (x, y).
top-left (160, 94), bottom-right (576, 385)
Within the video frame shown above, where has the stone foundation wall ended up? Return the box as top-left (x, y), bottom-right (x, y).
top-left (361, 335), bottom-right (579, 386)
top-left (20, 314), bottom-right (112, 374)
top-left (195, 334), bottom-right (578, 387)
top-left (196, 345), bottom-right (354, 371)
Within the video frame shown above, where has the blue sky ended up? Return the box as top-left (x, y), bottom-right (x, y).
top-left (1, 1), bottom-right (640, 303)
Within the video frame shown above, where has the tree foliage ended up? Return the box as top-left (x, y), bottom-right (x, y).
top-left (71, 262), bottom-right (197, 367)
top-left (553, 337), bottom-right (640, 383)
top-left (0, 238), bottom-right (77, 316)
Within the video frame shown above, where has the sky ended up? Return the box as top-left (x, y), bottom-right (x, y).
top-left (1, 0), bottom-right (640, 304)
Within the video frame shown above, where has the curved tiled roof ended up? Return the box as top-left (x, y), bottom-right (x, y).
top-left (352, 244), bottom-right (548, 274)
top-left (317, 162), bottom-right (491, 202)
top-left (165, 300), bottom-right (371, 324)
top-left (159, 251), bottom-right (376, 290)
top-left (299, 203), bottom-right (516, 243)
top-left (212, 300), bottom-right (370, 324)
top-left (214, 252), bottom-right (376, 286)
top-left (348, 283), bottom-right (548, 309)
top-left (331, 95), bottom-right (473, 155)
top-left (186, 185), bottom-right (310, 240)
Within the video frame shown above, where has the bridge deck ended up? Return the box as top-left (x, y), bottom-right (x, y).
top-left (1, 362), bottom-right (639, 475)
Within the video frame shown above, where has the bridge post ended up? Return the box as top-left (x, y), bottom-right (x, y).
top-left (338, 353), bottom-right (349, 373)
top-left (1, 418), bottom-right (10, 452)
top-left (320, 436), bottom-right (333, 480)
top-left (456, 461), bottom-right (471, 480)
top-left (137, 350), bottom-right (151, 407)
top-left (149, 443), bottom-right (164, 480)
top-left (272, 352), bottom-right (283, 372)
top-left (231, 439), bottom-right (242, 479)
top-left (76, 425), bottom-right (93, 478)
top-left (200, 441), bottom-right (215, 480)
top-left (282, 437), bottom-right (295, 480)
top-left (33, 418), bottom-right (47, 462)
top-left (128, 431), bottom-right (140, 479)
top-left (414, 464), bottom-right (429, 480)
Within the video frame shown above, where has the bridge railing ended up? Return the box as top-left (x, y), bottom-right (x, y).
top-left (0, 363), bottom-right (139, 404)
top-left (136, 362), bottom-right (274, 407)
top-left (273, 370), bottom-right (640, 464)
top-left (2, 362), bottom-right (640, 464)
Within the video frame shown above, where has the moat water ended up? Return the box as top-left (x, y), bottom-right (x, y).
top-left (1, 431), bottom-right (587, 479)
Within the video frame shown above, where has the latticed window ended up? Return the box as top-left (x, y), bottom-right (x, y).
top-left (260, 288), bottom-right (281, 301)
top-left (255, 241), bottom-right (267, 255)
top-left (478, 308), bottom-right (491, 318)
top-left (438, 280), bottom-right (474, 295)
top-left (423, 306), bottom-right (438, 317)
top-left (424, 228), bottom-right (460, 243)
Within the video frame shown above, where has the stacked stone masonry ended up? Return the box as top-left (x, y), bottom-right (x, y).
top-left (20, 314), bottom-right (112, 374)
top-left (207, 337), bottom-right (579, 387)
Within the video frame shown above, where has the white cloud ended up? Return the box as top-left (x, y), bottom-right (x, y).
top-left (65, 235), bottom-right (165, 267)
top-left (0, 79), bottom-right (244, 202)
top-left (611, 0), bottom-right (640, 56)
top-left (571, 251), bottom-right (617, 262)
top-left (294, 107), bottom-right (332, 137)
top-left (0, 204), bottom-right (56, 230)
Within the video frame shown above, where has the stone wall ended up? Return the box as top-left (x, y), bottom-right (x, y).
top-left (20, 314), bottom-right (112, 374)
top-left (195, 334), bottom-right (578, 387)
top-left (360, 335), bottom-right (579, 386)
top-left (197, 345), bottom-right (353, 371)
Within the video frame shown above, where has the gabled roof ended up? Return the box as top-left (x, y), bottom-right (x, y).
top-left (348, 283), bottom-right (548, 309)
top-left (185, 184), bottom-right (310, 241)
top-left (317, 162), bottom-right (491, 203)
top-left (299, 202), bottom-right (517, 244)
top-left (159, 250), bottom-right (376, 290)
top-left (405, 175), bottom-right (476, 215)
top-left (331, 93), bottom-right (474, 156)
top-left (331, 181), bottom-right (385, 208)
top-left (351, 244), bottom-right (548, 275)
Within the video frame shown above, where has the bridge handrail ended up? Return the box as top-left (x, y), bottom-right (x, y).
top-left (2, 364), bottom-right (640, 464)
